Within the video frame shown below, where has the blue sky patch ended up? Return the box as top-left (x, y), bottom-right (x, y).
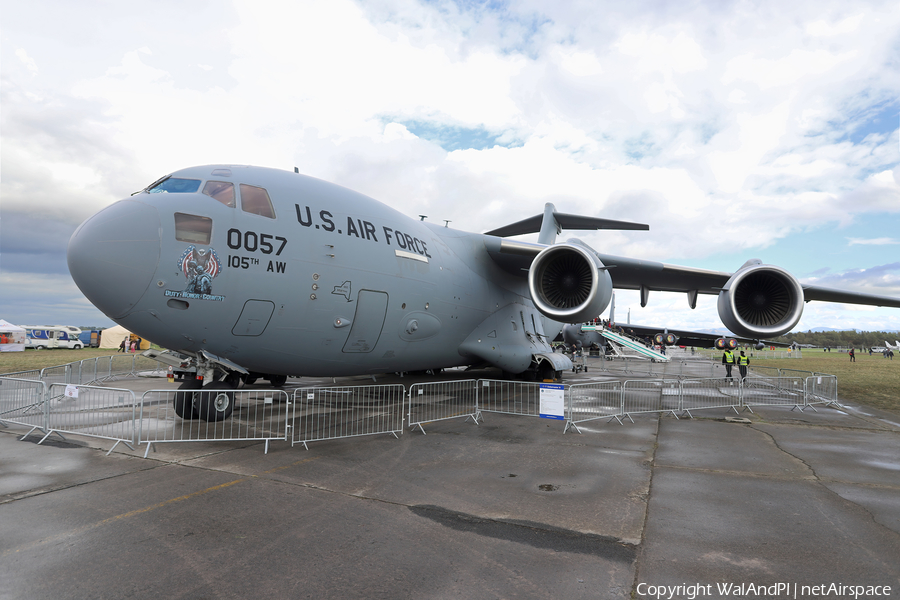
top-left (400, 120), bottom-right (520, 151)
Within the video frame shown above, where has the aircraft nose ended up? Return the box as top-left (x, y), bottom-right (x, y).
top-left (67, 199), bottom-right (161, 319)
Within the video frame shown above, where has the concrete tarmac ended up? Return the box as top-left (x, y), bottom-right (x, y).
top-left (1, 369), bottom-right (899, 599)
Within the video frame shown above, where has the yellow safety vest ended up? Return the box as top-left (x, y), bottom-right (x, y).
top-left (739, 356), bottom-right (749, 365)
top-left (724, 351), bottom-right (734, 364)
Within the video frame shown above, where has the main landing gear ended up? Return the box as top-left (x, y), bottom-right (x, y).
top-left (173, 379), bottom-right (234, 422)
top-left (173, 370), bottom-right (289, 422)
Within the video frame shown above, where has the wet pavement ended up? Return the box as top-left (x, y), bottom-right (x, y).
top-left (1, 368), bottom-right (899, 599)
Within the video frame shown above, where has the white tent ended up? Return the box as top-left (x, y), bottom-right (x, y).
top-left (99, 325), bottom-right (150, 351)
top-left (0, 320), bottom-right (26, 352)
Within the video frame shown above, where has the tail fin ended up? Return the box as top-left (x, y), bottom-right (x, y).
top-left (484, 203), bottom-right (649, 245)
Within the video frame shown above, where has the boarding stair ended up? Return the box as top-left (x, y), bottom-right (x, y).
top-left (581, 326), bottom-right (670, 362)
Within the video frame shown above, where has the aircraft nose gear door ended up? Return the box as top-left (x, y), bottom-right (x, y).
top-left (342, 290), bottom-right (388, 353)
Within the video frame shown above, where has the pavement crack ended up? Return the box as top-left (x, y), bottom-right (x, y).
top-left (748, 424), bottom-right (900, 544)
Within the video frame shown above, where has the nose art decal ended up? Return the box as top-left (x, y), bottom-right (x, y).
top-left (165, 246), bottom-right (225, 301)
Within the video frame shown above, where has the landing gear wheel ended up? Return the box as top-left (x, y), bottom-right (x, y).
top-left (195, 381), bottom-right (234, 422)
top-left (174, 378), bottom-right (202, 419)
top-left (267, 374), bottom-right (287, 388)
top-left (244, 373), bottom-right (259, 386)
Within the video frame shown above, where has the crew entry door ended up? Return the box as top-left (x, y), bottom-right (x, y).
top-left (342, 290), bottom-right (389, 353)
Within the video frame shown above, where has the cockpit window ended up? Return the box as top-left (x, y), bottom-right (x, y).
top-left (174, 213), bottom-right (212, 244)
top-left (202, 181), bottom-right (235, 207)
top-left (148, 177), bottom-right (202, 194)
top-left (239, 184), bottom-right (276, 219)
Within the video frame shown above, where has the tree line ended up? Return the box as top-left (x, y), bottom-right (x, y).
top-left (775, 330), bottom-right (899, 348)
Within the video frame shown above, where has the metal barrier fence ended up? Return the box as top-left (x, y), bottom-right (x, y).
top-left (0, 377), bottom-right (48, 440)
top-left (622, 379), bottom-right (681, 421)
top-left (291, 384), bottom-right (405, 449)
top-left (566, 381), bottom-right (623, 430)
top-left (408, 380), bottom-right (478, 434)
top-left (46, 383), bottom-right (137, 454)
top-left (139, 388), bottom-right (290, 456)
top-left (0, 359), bottom-right (846, 455)
top-left (680, 378), bottom-right (742, 417)
top-left (741, 377), bottom-right (806, 411)
top-left (40, 364), bottom-right (73, 387)
top-left (805, 375), bottom-right (838, 408)
top-left (477, 379), bottom-right (544, 418)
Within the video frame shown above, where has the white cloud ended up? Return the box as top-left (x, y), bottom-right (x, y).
top-left (15, 48), bottom-right (38, 74)
top-left (2, 0), bottom-right (899, 330)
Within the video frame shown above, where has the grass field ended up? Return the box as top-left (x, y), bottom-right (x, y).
top-left (2, 346), bottom-right (898, 414)
top-left (753, 348), bottom-right (900, 413)
top-left (0, 348), bottom-right (134, 375)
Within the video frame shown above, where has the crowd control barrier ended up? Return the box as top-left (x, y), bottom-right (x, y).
top-left (407, 380), bottom-right (479, 434)
top-left (45, 383), bottom-right (137, 454)
top-left (805, 375), bottom-right (839, 409)
top-left (477, 379), bottom-right (545, 418)
top-left (741, 377), bottom-right (806, 412)
top-left (621, 379), bottom-right (681, 421)
top-left (565, 381), bottom-right (623, 431)
top-left (0, 357), bottom-right (848, 457)
top-left (139, 388), bottom-right (291, 456)
top-left (0, 377), bottom-right (48, 441)
top-left (291, 384), bottom-right (405, 449)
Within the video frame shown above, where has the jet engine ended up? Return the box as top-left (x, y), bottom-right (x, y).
top-left (714, 338), bottom-right (738, 350)
top-left (717, 263), bottom-right (804, 339)
top-left (654, 332), bottom-right (678, 346)
top-left (528, 242), bottom-right (613, 323)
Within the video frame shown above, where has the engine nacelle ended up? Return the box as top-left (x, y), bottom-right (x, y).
top-left (717, 264), bottom-right (804, 339)
top-left (528, 242), bottom-right (613, 323)
top-left (654, 332), bottom-right (678, 346)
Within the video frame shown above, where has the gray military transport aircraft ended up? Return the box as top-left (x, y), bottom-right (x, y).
top-left (67, 164), bottom-right (900, 421)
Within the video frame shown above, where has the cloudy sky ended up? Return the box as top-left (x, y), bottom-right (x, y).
top-left (2, 0), bottom-right (899, 334)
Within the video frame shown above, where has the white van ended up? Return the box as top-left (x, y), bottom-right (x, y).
top-left (23, 326), bottom-right (84, 349)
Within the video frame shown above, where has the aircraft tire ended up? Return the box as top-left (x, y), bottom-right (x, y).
top-left (195, 382), bottom-right (234, 422)
top-left (174, 379), bottom-right (202, 419)
top-left (267, 374), bottom-right (287, 388)
top-left (244, 373), bottom-right (259, 386)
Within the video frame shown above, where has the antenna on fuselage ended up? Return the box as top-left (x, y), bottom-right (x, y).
top-left (443, 220), bottom-right (451, 228)
top-left (419, 215), bottom-right (427, 221)
top-left (294, 167), bottom-right (299, 173)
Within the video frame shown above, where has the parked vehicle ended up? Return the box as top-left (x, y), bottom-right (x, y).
top-left (22, 326), bottom-right (84, 349)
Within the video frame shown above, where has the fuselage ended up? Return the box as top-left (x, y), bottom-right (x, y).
top-left (67, 165), bottom-right (563, 376)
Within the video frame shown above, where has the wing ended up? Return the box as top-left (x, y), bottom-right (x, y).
top-left (482, 206), bottom-right (900, 340)
top-left (613, 323), bottom-right (789, 349)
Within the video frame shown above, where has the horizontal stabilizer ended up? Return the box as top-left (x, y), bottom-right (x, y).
top-left (485, 211), bottom-right (649, 238)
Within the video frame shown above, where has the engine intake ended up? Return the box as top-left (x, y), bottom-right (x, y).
top-left (717, 264), bottom-right (804, 338)
top-left (528, 242), bottom-right (613, 323)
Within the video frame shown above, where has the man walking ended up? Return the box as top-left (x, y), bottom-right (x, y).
top-left (722, 348), bottom-right (735, 381)
top-left (738, 350), bottom-right (749, 381)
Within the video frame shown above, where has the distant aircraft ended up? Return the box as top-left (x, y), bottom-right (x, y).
top-left (67, 165), bottom-right (900, 420)
top-left (561, 322), bottom-right (784, 352)
top-left (885, 340), bottom-right (900, 350)
top-left (560, 293), bottom-right (785, 352)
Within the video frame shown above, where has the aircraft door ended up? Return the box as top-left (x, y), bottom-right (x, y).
top-left (232, 300), bottom-right (276, 336)
top-left (342, 290), bottom-right (389, 353)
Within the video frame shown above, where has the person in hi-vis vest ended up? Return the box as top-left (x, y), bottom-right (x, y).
top-left (722, 349), bottom-right (735, 380)
top-left (738, 350), bottom-right (749, 381)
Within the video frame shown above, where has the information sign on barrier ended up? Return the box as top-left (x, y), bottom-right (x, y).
top-left (539, 383), bottom-right (565, 420)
